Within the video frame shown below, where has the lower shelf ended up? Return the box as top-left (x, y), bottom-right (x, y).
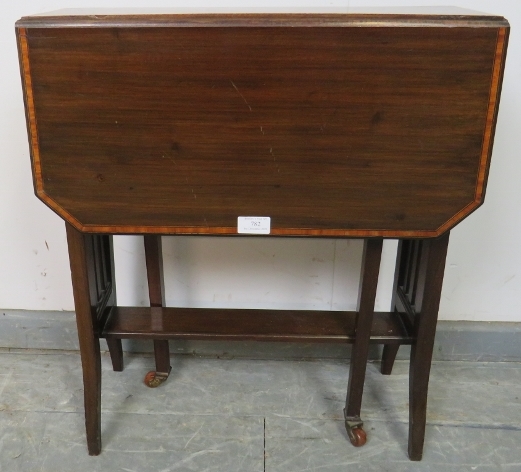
top-left (102, 307), bottom-right (413, 344)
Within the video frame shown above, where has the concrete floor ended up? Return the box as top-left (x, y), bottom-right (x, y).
top-left (0, 350), bottom-right (520, 471)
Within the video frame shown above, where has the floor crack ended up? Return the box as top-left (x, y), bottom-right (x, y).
top-left (263, 417), bottom-right (266, 472)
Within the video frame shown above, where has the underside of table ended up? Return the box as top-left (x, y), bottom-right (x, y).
top-left (65, 224), bottom-right (449, 459)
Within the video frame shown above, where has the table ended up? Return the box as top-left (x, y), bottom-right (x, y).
top-left (16, 8), bottom-right (509, 460)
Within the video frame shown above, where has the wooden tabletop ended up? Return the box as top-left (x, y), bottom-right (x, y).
top-left (17, 12), bottom-right (509, 237)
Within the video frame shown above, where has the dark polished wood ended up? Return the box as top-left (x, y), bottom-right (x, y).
top-left (144, 235), bottom-right (171, 379)
top-left (17, 14), bottom-right (508, 238)
top-left (65, 224), bottom-right (101, 455)
top-left (106, 338), bottom-right (123, 372)
top-left (380, 239), bottom-right (405, 375)
top-left (103, 307), bottom-right (411, 343)
top-left (389, 235), bottom-right (451, 460)
top-left (345, 239), bottom-right (383, 423)
top-left (64, 225), bottom-right (117, 454)
top-left (17, 9), bottom-right (508, 460)
top-left (380, 344), bottom-right (400, 376)
top-left (14, 7), bottom-right (509, 29)
top-left (101, 236), bottom-right (122, 372)
top-left (407, 235), bottom-right (450, 460)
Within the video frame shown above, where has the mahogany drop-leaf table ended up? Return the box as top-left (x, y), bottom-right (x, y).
top-left (16, 8), bottom-right (509, 460)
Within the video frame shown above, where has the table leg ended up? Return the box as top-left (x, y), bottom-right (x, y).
top-left (344, 238), bottom-right (383, 446)
top-left (143, 235), bottom-right (171, 387)
top-left (95, 235), bottom-right (123, 372)
top-left (408, 233), bottom-right (450, 460)
top-left (380, 240), bottom-right (405, 375)
top-left (66, 223), bottom-right (103, 455)
top-left (380, 344), bottom-right (400, 375)
top-left (106, 338), bottom-right (124, 372)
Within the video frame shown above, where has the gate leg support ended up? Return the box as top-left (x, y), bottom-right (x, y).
top-left (66, 224), bottom-right (102, 455)
top-left (344, 238), bottom-right (383, 447)
top-left (381, 344), bottom-right (400, 375)
top-left (408, 234), bottom-right (449, 460)
top-left (143, 235), bottom-right (171, 387)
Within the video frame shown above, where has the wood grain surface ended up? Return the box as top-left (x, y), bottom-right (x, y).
top-left (102, 306), bottom-right (412, 344)
top-left (17, 14), bottom-right (509, 237)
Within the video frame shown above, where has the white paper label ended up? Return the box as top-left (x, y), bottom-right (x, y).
top-left (237, 216), bottom-right (271, 234)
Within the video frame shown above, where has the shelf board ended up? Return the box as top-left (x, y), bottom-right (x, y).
top-left (102, 307), bottom-right (413, 344)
